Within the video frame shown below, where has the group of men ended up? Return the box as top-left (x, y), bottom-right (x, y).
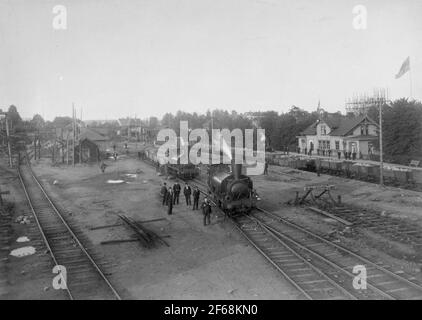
top-left (160, 181), bottom-right (212, 226)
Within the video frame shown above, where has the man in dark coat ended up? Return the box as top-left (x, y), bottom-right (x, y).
top-left (201, 198), bottom-right (212, 226)
top-left (173, 181), bottom-right (181, 204)
top-left (264, 161), bottom-right (269, 175)
top-left (183, 183), bottom-right (192, 206)
top-left (161, 182), bottom-right (168, 206)
top-left (192, 187), bottom-right (200, 210)
top-left (167, 188), bottom-right (174, 215)
top-left (100, 161), bottom-right (107, 173)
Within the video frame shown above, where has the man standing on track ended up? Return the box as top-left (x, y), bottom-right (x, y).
top-left (167, 187), bottom-right (174, 215)
top-left (161, 182), bottom-right (168, 206)
top-left (173, 180), bottom-right (181, 205)
top-left (201, 198), bottom-right (212, 226)
top-left (192, 187), bottom-right (200, 210)
top-left (100, 161), bottom-right (107, 173)
top-left (183, 183), bottom-right (192, 206)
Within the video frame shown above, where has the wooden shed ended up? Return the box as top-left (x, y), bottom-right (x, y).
top-left (77, 128), bottom-right (110, 163)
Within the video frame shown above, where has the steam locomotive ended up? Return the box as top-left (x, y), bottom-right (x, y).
top-left (207, 162), bottom-right (259, 214)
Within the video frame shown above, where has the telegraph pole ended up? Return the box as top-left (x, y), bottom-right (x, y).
top-left (66, 131), bottom-right (69, 166)
top-left (378, 92), bottom-right (384, 187)
top-left (72, 103), bottom-right (75, 167)
top-left (5, 114), bottom-right (12, 167)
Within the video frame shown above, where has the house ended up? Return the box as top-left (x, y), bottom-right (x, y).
top-left (53, 125), bottom-right (110, 163)
top-left (297, 114), bottom-right (379, 159)
top-left (77, 127), bottom-right (111, 162)
top-left (87, 127), bottom-right (112, 139)
top-left (117, 118), bottom-right (142, 140)
top-left (116, 117), bottom-right (162, 143)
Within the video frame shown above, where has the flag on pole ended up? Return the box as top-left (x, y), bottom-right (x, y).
top-left (395, 56), bottom-right (410, 79)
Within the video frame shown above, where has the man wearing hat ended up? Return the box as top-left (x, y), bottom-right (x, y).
top-left (201, 198), bottom-right (212, 226)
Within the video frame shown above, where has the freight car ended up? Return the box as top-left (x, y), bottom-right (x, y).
top-left (267, 155), bottom-right (422, 189)
top-left (143, 145), bottom-right (199, 180)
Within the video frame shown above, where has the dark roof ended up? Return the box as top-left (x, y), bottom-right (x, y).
top-left (300, 114), bottom-right (378, 137)
top-left (328, 115), bottom-right (377, 136)
top-left (89, 127), bottom-right (109, 137)
top-left (79, 128), bottom-right (109, 141)
top-left (300, 122), bottom-right (317, 135)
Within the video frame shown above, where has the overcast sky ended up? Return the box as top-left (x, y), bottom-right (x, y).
top-left (1, 0), bottom-right (421, 120)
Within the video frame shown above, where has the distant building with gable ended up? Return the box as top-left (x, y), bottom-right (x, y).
top-left (297, 113), bottom-right (379, 159)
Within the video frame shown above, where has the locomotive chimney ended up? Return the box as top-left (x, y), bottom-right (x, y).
top-left (231, 161), bottom-right (242, 180)
top-left (231, 148), bottom-right (243, 180)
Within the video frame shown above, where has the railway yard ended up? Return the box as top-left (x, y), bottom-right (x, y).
top-left (1, 146), bottom-right (422, 300)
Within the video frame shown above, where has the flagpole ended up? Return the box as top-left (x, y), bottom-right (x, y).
top-left (379, 100), bottom-right (383, 187)
top-left (409, 64), bottom-right (413, 99)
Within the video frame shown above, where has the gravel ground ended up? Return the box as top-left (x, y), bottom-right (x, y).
top-left (4, 156), bottom-right (299, 299)
top-left (2, 152), bottom-right (421, 299)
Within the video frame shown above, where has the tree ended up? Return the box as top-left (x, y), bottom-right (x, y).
top-left (383, 98), bottom-right (422, 164)
top-left (149, 116), bottom-right (159, 128)
top-left (161, 113), bottom-right (176, 129)
top-left (30, 114), bottom-right (45, 130)
top-left (7, 105), bottom-right (22, 130)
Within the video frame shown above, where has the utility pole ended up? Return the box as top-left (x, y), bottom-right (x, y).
top-left (79, 136), bottom-right (82, 164)
top-left (61, 129), bottom-right (64, 163)
top-left (37, 129), bottom-right (41, 159)
top-left (66, 131), bottom-right (69, 166)
top-left (5, 114), bottom-right (12, 167)
top-left (72, 103), bottom-right (75, 167)
top-left (34, 136), bottom-right (37, 160)
top-left (379, 92), bottom-right (384, 187)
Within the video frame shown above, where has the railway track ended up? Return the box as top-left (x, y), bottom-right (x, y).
top-left (252, 207), bottom-right (422, 300)
top-left (186, 177), bottom-right (422, 299)
top-left (268, 166), bottom-right (311, 182)
top-left (142, 158), bottom-right (422, 299)
top-left (184, 179), bottom-right (358, 299)
top-left (17, 163), bottom-right (121, 300)
top-left (318, 204), bottom-right (422, 248)
top-left (232, 213), bottom-right (358, 299)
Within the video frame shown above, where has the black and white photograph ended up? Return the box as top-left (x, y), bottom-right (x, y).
top-left (1, 0), bottom-right (422, 306)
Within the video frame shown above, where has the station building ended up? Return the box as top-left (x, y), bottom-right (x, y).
top-left (297, 114), bottom-right (379, 159)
